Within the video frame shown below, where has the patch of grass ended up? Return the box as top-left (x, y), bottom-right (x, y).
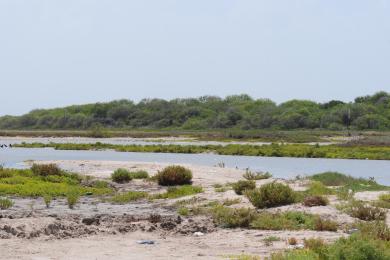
top-left (128, 170), bottom-right (149, 179)
top-left (338, 200), bottom-right (387, 221)
top-left (212, 205), bottom-right (256, 228)
top-left (303, 196), bottom-right (329, 207)
top-left (110, 191), bottom-right (148, 204)
top-left (177, 207), bottom-right (190, 216)
top-left (155, 166), bottom-right (192, 186)
top-left (66, 189), bottom-right (80, 209)
top-left (263, 236), bottom-right (281, 246)
top-left (222, 198), bottom-right (241, 206)
top-left (304, 181), bottom-right (334, 196)
top-left (111, 168), bottom-right (132, 183)
top-left (0, 168), bottom-right (111, 197)
top-left (43, 194), bottom-right (52, 208)
top-left (31, 163), bottom-right (62, 177)
top-left (232, 180), bottom-right (256, 195)
top-left (250, 211), bottom-right (317, 231)
top-left (152, 185), bottom-right (203, 199)
top-left (314, 218), bottom-right (338, 232)
top-left (0, 197), bottom-right (13, 209)
top-left (243, 170), bottom-right (272, 180)
top-left (245, 182), bottom-right (296, 208)
top-left (310, 172), bottom-right (389, 192)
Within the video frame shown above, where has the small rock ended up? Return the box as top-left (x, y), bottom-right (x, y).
top-left (137, 240), bottom-right (155, 245)
top-left (194, 232), bottom-right (204, 237)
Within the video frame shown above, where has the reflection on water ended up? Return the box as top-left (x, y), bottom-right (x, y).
top-left (1, 147), bottom-right (389, 185)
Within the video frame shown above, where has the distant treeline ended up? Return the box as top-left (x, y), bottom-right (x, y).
top-left (1, 92), bottom-right (390, 130)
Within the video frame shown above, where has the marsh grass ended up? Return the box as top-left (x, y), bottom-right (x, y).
top-left (243, 170), bottom-right (272, 180)
top-left (66, 189), bottom-right (80, 209)
top-left (310, 172), bottom-right (389, 192)
top-left (0, 168), bottom-right (112, 197)
top-left (109, 191), bottom-right (148, 204)
top-left (338, 200), bottom-right (386, 221)
top-left (245, 182), bottom-right (296, 208)
top-left (232, 180), bottom-right (256, 195)
top-left (43, 194), bottom-right (53, 208)
top-left (152, 185), bottom-right (203, 199)
top-left (0, 197), bottom-right (13, 209)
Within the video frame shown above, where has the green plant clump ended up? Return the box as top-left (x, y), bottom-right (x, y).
top-left (232, 180), bottom-right (256, 195)
top-left (0, 197), bottom-right (13, 209)
top-left (110, 191), bottom-right (148, 204)
top-left (155, 166), bottom-right (192, 186)
top-left (111, 168), bottom-right (132, 183)
top-left (245, 182), bottom-right (296, 208)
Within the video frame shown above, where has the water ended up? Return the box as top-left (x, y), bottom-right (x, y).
top-left (1, 147), bottom-right (389, 185)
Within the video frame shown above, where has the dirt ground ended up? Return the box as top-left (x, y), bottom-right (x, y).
top-left (1, 160), bottom-right (388, 260)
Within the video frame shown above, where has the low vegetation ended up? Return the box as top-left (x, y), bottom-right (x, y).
top-left (338, 200), bottom-right (387, 221)
top-left (0, 167), bottom-right (111, 197)
top-left (110, 191), bottom-right (148, 204)
top-left (243, 170), bottom-right (272, 180)
top-left (66, 189), bottom-right (80, 209)
top-left (212, 205), bottom-right (337, 231)
top-left (232, 180), bottom-right (256, 195)
top-left (310, 172), bottom-right (389, 192)
top-left (155, 166), bottom-right (192, 186)
top-left (303, 196), bottom-right (329, 207)
top-left (0, 197), bottom-right (13, 209)
top-left (15, 141), bottom-right (390, 160)
top-left (111, 168), bottom-right (132, 183)
top-left (245, 182), bottom-right (296, 208)
top-left (152, 185), bottom-right (203, 199)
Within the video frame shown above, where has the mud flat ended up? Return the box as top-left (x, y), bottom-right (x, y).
top-left (1, 160), bottom-right (389, 259)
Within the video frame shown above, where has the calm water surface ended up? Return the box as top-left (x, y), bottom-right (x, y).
top-left (1, 148), bottom-right (389, 185)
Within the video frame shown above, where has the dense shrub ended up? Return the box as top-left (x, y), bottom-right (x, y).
top-left (155, 166), bottom-right (192, 186)
top-left (232, 180), bottom-right (256, 195)
top-left (212, 205), bottom-right (256, 228)
top-left (111, 168), bottom-right (132, 183)
top-left (314, 217), bottom-right (338, 231)
top-left (245, 182), bottom-right (296, 208)
top-left (31, 164), bottom-right (62, 177)
top-left (303, 195), bottom-right (329, 207)
top-left (0, 197), bottom-right (13, 209)
top-left (341, 200), bottom-right (386, 221)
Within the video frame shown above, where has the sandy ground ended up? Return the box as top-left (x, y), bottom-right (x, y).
top-left (1, 159), bottom-right (388, 260)
top-left (1, 229), bottom-right (344, 260)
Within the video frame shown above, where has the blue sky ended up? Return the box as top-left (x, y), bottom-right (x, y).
top-left (0, 1), bottom-right (389, 115)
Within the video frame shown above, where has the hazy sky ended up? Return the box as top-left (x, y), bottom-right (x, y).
top-left (0, 1), bottom-right (389, 115)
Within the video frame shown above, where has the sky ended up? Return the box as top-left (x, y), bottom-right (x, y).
top-left (0, 1), bottom-right (389, 116)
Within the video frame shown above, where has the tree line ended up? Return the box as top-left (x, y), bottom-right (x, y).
top-left (1, 91), bottom-right (389, 130)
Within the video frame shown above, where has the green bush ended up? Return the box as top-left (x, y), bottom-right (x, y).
top-left (245, 182), bottom-right (296, 208)
top-left (128, 170), bottom-right (149, 179)
top-left (66, 189), bottom-right (80, 209)
top-left (212, 205), bottom-right (256, 228)
top-left (155, 166), bottom-right (192, 186)
top-left (0, 197), bottom-right (13, 209)
top-left (341, 200), bottom-right (386, 221)
top-left (43, 194), bottom-right (53, 208)
top-left (111, 168), bottom-right (132, 183)
top-left (232, 180), bottom-right (256, 195)
top-left (305, 181), bottom-right (334, 196)
top-left (303, 196), bottom-right (329, 207)
top-left (31, 163), bottom-right (62, 177)
top-left (314, 217), bottom-right (338, 231)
